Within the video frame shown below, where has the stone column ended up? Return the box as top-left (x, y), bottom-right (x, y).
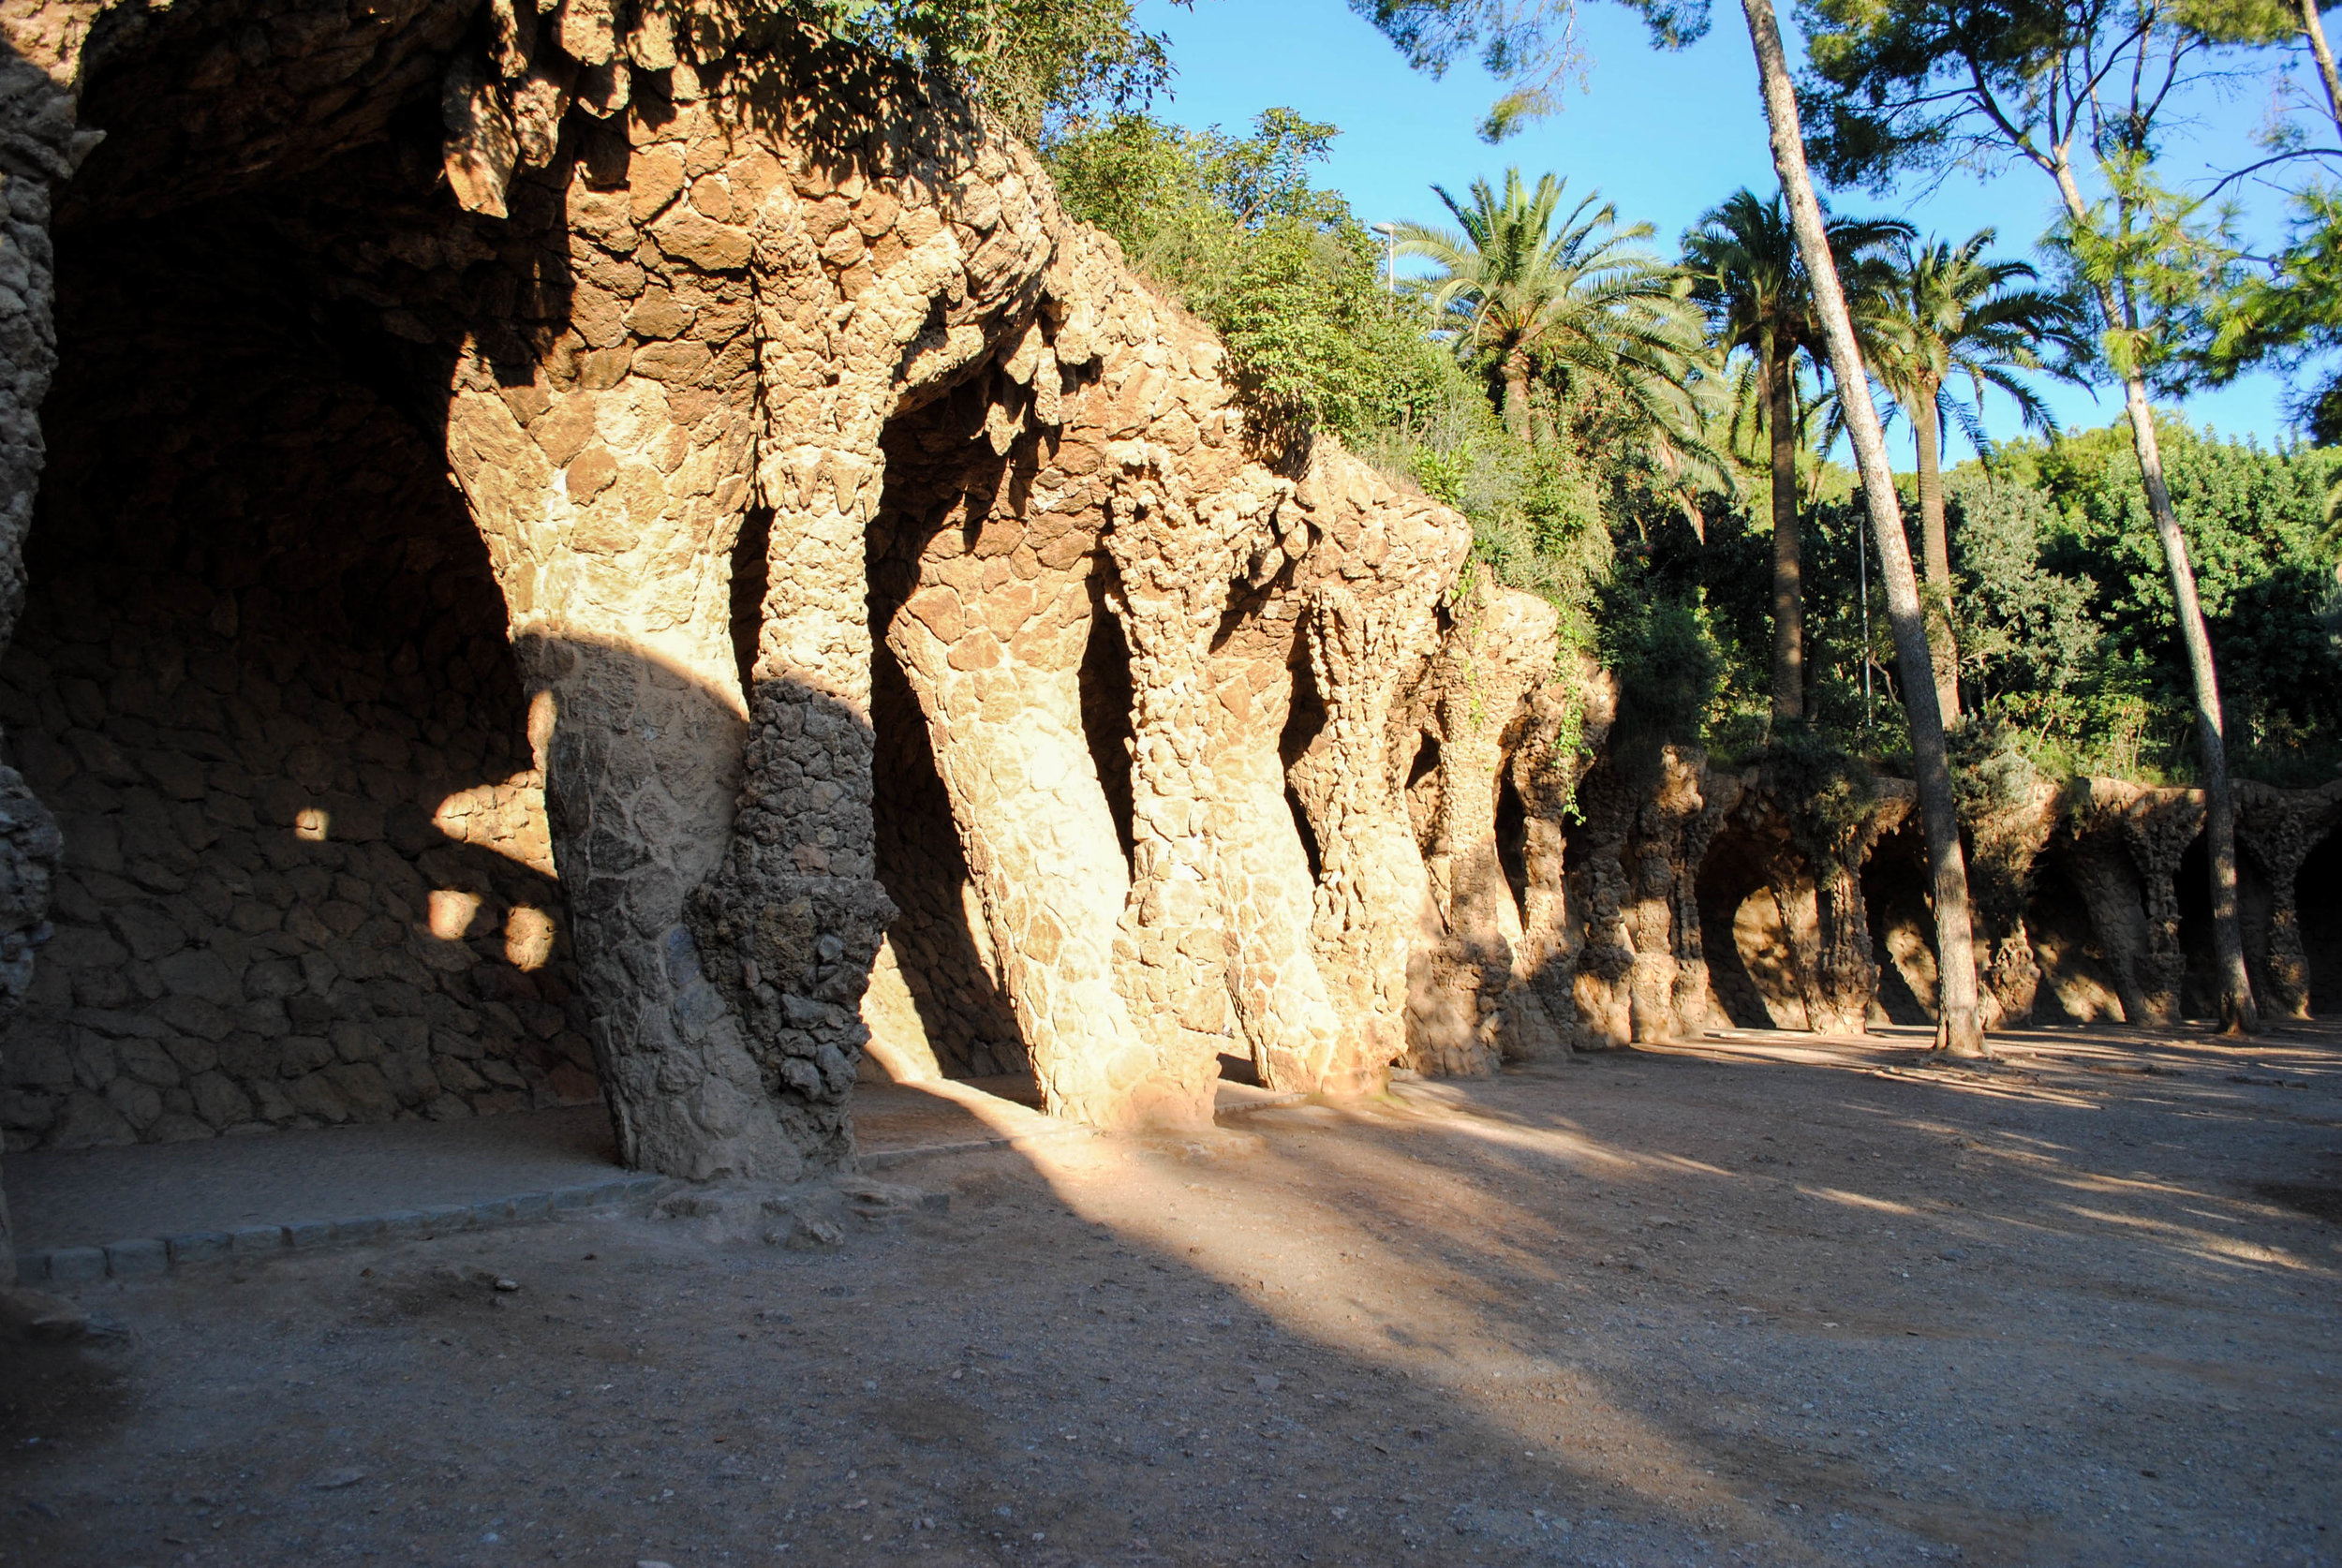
top-left (1803, 786), bottom-right (1907, 1035)
top-left (883, 556), bottom-right (1154, 1122)
top-left (1507, 665), bottom-right (1612, 1050)
top-left (1667, 760), bottom-right (1740, 1037)
top-left (2118, 786), bottom-right (2202, 1024)
top-left (1623, 749), bottom-right (1704, 1043)
top-left (1097, 447), bottom-right (1258, 1121)
top-left (2234, 779), bottom-right (2342, 1019)
top-left (1289, 584), bottom-right (1440, 1083)
top-left (441, 106), bottom-right (787, 1179)
top-left (1967, 781), bottom-right (2058, 1028)
top-left (1739, 762), bottom-right (1902, 1036)
top-left (2061, 829), bottom-right (2156, 1025)
top-left (692, 117), bottom-right (1063, 1160)
top-left (0, 15), bottom-right (99, 1279)
top-left (1201, 604), bottom-right (1351, 1095)
top-left (2067, 780), bottom-right (2201, 1026)
top-left (1411, 575), bottom-right (1561, 1073)
top-left (1566, 759), bottom-right (1638, 1048)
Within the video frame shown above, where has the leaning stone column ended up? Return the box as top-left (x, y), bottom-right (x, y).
top-left (1290, 584), bottom-right (1442, 1083)
top-left (1965, 778), bottom-right (2058, 1028)
top-left (441, 109), bottom-right (788, 1178)
top-left (1411, 574), bottom-right (1562, 1072)
top-left (2061, 813), bottom-right (2157, 1024)
top-left (1806, 783), bottom-right (1908, 1034)
top-left (2118, 785), bottom-right (2203, 1024)
top-left (1623, 748), bottom-right (1704, 1043)
top-left (1744, 756), bottom-right (1901, 1036)
top-left (1566, 758), bottom-right (1639, 1048)
top-left (2234, 779), bottom-right (2342, 1019)
top-left (683, 96), bottom-right (1059, 1161)
top-left (1508, 664), bottom-right (1614, 1049)
top-left (884, 558), bottom-right (1154, 1123)
top-left (2068, 779), bottom-right (2202, 1025)
top-left (1202, 604), bottom-right (1352, 1096)
top-left (1097, 446), bottom-right (1260, 1121)
top-left (1667, 758), bottom-right (1741, 1037)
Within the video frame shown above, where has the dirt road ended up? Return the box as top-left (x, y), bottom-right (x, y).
top-left (4, 1024), bottom-right (2336, 1566)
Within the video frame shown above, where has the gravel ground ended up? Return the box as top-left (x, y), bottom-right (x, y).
top-left (2, 1023), bottom-right (2336, 1568)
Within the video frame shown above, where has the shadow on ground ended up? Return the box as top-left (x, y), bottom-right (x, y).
top-left (2, 1022), bottom-right (2336, 1567)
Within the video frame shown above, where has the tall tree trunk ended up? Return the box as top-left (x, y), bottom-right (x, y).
top-left (1766, 343), bottom-right (1805, 720)
top-left (1741, 0), bottom-right (1986, 1056)
top-left (2301, 0), bottom-right (2342, 135)
top-left (2045, 159), bottom-right (2259, 1033)
top-left (2125, 381), bottom-right (2259, 1031)
top-left (1912, 380), bottom-right (1962, 721)
top-left (1503, 348), bottom-right (1533, 444)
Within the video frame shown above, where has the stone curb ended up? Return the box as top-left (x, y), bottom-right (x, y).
top-left (11, 1173), bottom-right (669, 1285)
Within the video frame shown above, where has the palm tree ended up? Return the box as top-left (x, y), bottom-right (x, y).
top-left (1870, 229), bottom-right (2074, 719)
top-left (1396, 170), bottom-right (1708, 451)
top-left (1682, 188), bottom-right (1908, 721)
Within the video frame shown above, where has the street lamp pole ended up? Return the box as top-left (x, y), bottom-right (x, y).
top-left (1370, 222), bottom-right (1397, 295)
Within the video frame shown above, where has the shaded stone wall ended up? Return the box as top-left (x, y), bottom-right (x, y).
top-left (1862, 779), bottom-right (2342, 1031)
top-left (0, 232), bottom-right (596, 1151)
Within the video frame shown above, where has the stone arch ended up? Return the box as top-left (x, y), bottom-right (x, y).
top-left (1693, 816), bottom-right (1790, 1030)
top-left (2023, 837), bottom-right (2134, 1024)
top-left (3, 192), bottom-right (599, 1155)
top-left (1860, 819), bottom-right (1934, 1026)
top-left (2302, 830), bottom-right (2342, 1014)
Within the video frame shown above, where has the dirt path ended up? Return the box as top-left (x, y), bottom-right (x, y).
top-left (4, 1023), bottom-right (2337, 1567)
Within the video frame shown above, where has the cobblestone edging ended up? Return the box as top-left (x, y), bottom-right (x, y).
top-left (12, 1172), bottom-right (669, 1284)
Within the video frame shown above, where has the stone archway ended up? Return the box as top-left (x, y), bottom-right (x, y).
top-left (3, 193), bottom-right (600, 1158)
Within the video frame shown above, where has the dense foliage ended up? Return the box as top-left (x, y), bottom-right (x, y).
top-left (1039, 104), bottom-right (2342, 787)
top-left (1045, 112), bottom-right (1643, 658)
top-left (787, 0), bottom-right (1178, 137)
top-left (1611, 415), bottom-right (2342, 782)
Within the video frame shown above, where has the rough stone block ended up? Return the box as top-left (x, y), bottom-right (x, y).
top-left (379, 1209), bottom-right (430, 1238)
top-left (418, 1204), bottom-right (472, 1233)
top-left (165, 1231), bottom-right (230, 1266)
top-left (156, 996), bottom-right (235, 1044)
top-left (508, 1191), bottom-right (553, 1220)
top-left (284, 1219), bottom-right (335, 1248)
top-left (229, 1225), bottom-right (285, 1256)
top-left (332, 1216), bottom-right (384, 1243)
top-left (105, 1075), bottom-right (164, 1132)
top-left (187, 1070), bottom-right (251, 1128)
top-left (105, 1237), bottom-right (168, 1277)
top-left (113, 1037), bottom-right (181, 1088)
top-left (156, 950), bottom-right (242, 1005)
top-left (12, 1250), bottom-right (51, 1284)
top-left (46, 1247), bottom-right (106, 1283)
top-left (106, 904), bottom-right (187, 961)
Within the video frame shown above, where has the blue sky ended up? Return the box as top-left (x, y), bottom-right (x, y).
top-left (1132, 0), bottom-right (2312, 461)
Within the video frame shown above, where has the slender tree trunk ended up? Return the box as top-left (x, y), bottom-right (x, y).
top-left (1741, 0), bottom-right (1986, 1056)
top-left (1912, 381), bottom-right (1962, 721)
top-left (1766, 343), bottom-right (1805, 720)
top-left (2300, 0), bottom-right (2342, 136)
top-left (2124, 381), bottom-right (2259, 1031)
top-left (2045, 158), bottom-right (2259, 1033)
